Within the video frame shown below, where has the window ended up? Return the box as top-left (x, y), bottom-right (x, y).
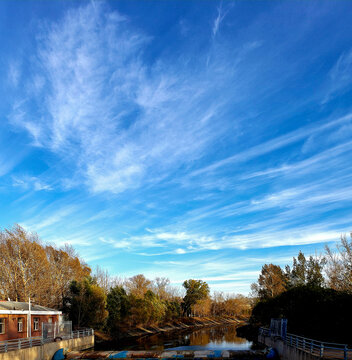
top-left (33, 318), bottom-right (39, 331)
top-left (0, 318), bottom-right (5, 334)
top-left (17, 318), bottom-right (24, 332)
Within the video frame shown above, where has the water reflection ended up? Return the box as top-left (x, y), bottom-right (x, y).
top-left (170, 325), bottom-right (251, 350)
top-left (96, 324), bottom-right (252, 351)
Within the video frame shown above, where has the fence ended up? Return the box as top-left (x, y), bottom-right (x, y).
top-left (42, 321), bottom-right (72, 342)
top-left (0, 328), bottom-right (94, 353)
top-left (259, 327), bottom-right (352, 360)
top-left (270, 318), bottom-right (287, 338)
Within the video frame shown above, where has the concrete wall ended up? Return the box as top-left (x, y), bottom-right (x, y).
top-left (0, 335), bottom-right (94, 360)
top-left (259, 335), bottom-right (320, 360)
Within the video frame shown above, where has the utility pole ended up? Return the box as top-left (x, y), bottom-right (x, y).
top-left (27, 298), bottom-right (31, 339)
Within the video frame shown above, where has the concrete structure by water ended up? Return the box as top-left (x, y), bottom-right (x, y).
top-left (259, 334), bottom-right (319, 360)
top-left (0, 332), bottom-right (94, 360)
top-left (258, 327), bottom-right (352, 360)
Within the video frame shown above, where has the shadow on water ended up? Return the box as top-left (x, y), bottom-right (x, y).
top-left (95, 324), bottom-right (259, 351)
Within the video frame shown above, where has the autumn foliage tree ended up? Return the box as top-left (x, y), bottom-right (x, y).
top-left (46, 244), bottom-right (90, 308)
top-left (1, 224), bottom-right (251, 335)
top-left (193, 297), bottom-right (212, 317)
top-left (124, 274), bottom-right (152, 298)
top-left (250, 264), bottom-right (287, 300)
top-left (0, 225), bottom-right (90, 309)
top-left (182, 279), bottom-right (210, 316)
top-left (0, 225), bottom-right (49, 303)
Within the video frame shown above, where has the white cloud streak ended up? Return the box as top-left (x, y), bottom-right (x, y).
top-left (12, 3), bottom-right (232, 195)
top-left (323, 49), bottom-right (352, 103)
top-left (190, 113), bottom-right (352, 177)
top-left (212, 2), bottom-right (227, 37)
top-left (12, 175), bottom-right (53, 192)
top-left (5, 2), bottom-right (352, 295)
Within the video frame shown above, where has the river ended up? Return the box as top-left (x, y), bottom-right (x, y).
top-left (95, 324), bottom-right (255, 351)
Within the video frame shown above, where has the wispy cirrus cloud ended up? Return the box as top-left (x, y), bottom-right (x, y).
top-left (241, 140), bottom-right (352, 180)
top-left (8, 61), bottom-right (21, 88)
top-left (190, 113), bottom-right (352, 178)
top-left (0, 153), bottom-right (21, 178)
top-left (212, 2), bottom-right (228, 38)
top-left (12, 175), bottom-right (53, 192)
top-left (22, 205), bottom-right (79, 231)
top-left (3, 1), bottom-right (352, 295)
top-left (146, 253), bottom-right (307, 293)
top-left (107, 223), bottom-right (341, 254)
top-left (8, 101), bottom-right (43, 147)
top-left (10, 2), bottom-right (236, 195)
top-left (323, 49), bottom-right (352, 103)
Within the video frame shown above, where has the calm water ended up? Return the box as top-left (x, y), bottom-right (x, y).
top-left (95, 324), bottom-right (253, 351)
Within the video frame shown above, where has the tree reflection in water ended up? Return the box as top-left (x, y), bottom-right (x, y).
top-left (96, 325), bottom-right (252, 351)
top-left (189, 325), bottom-right (248, 346)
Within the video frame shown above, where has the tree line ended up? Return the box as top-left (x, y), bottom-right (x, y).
top-left (250, 233), bottom-right (352, 299)
top-left (0, 225), bottom-right (90, 308)
top-left (248, 234), bottom-right (352, 344)
top-left (0, 225), bottom-right (250, 337)
top-left (64, 273), bottom-right (250, 336)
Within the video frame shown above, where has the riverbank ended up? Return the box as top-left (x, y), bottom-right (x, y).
top-left (95, 316), bottom-right (247, 343)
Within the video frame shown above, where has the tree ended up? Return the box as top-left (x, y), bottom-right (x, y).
top-left (193, 297), bottom-right (212, 317)
top-left (325, 234), bottom-right (352, 292)
top-left (285, 251), bottom-right (325, 288)
top-left (290, 251), bottom-right (307, 286)
top-left (182, 279), bottom-right (210, 316)
top-left (64, 277), bottom-right (107, 329)
top-left (223, 294), bottom-right (251, 318)
top-left (164, 299), bottom-right (182, 320)
top-left (125, 274), bottom-right (152, 298)
top-left (0, 225), bottom-right (51, 303)
top-left (46, 244), bottom-right (90, 308)
top-left (211, 292), bottom-right (226, 316)
top-left (93, 266), bottom-right (123, 295)
top-left (106, 286), bottom-right (129, 336)
top-left (144, 290), bottom-right (167, 324)
top-left (93, 266), bottom-right (112, 294)
top-left (251, 264), bottom-right (287, 300)
top-left (0, 225), bottom-right (91, 309)
top-left (306, 256), bottom-right (325, 287)
top-left (152, 277), bottom-right (170, 300)
top-left (127, 290), bottom-right (167, 326)
top-left (250, 285), bottom-right (352, 344)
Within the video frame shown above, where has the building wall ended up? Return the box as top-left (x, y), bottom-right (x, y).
top-left (0, 314), bottom-right (60, 341)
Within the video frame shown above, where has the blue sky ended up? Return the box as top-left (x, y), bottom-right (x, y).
top-left (1, 1), bottom-right (352, 294)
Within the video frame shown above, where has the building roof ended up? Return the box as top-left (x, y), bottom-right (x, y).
top-left (0, 301), bottom-right (61, 313)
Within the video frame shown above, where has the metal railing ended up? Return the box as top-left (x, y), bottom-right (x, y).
top-left (72, 328), bottom-right (94, 339)
top-left (43, 321), bottom-right (72, 342)
top-left (0, 328), bottom-right (94, 353)
top-left (259, 327), bottom-right (352, 360)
